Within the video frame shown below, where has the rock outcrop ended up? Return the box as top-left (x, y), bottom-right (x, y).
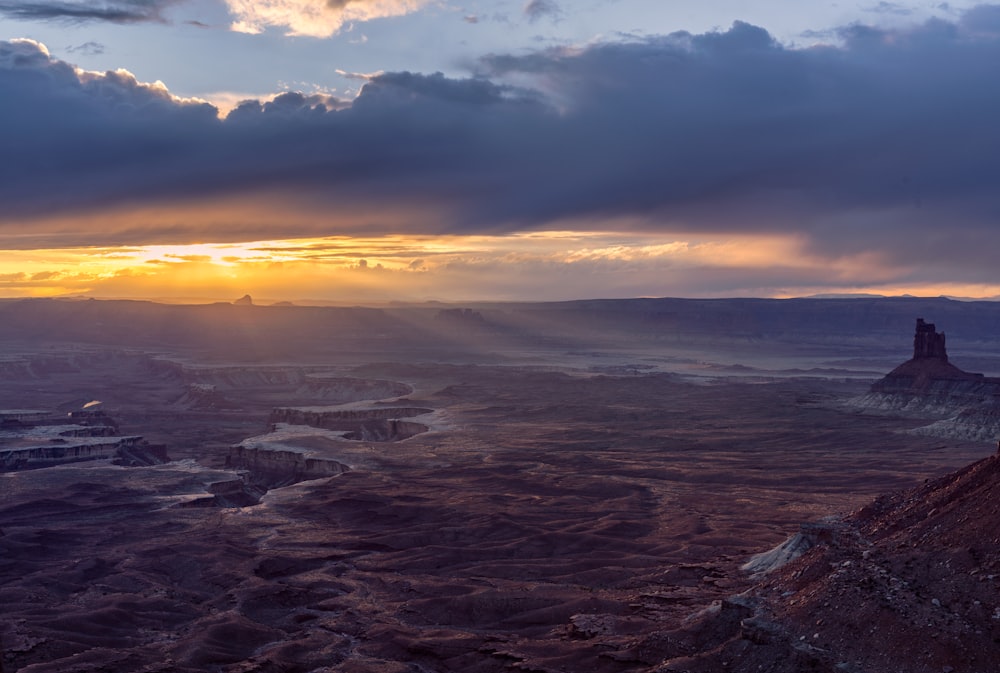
top-left (224, 445), bottom-right (349, 489)
top-left (740, 521), bottom-right (844, 577)
top-left (850, 319), bottom-right (1000, 440)
top-left (220, 404), bottom-right (437, 505)
top-left (268, 407), bottom-right (432, 442)
top-left (1, 437), bottom-right (142, 470)
top-left (870, 318), bottom-right (983, 392)
top-left (662, 452), bottom-right (1000, 673)
top-left (0, 408), bottom-right (168, 471)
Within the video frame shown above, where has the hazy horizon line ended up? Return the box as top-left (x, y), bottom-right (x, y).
top-left (3, 292), bottom-right (997, 308)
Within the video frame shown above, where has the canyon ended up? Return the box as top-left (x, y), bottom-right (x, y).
top-left (1, 407), bottom-right (167, 472)
top-left (1, 297), bottom-right (999, 672)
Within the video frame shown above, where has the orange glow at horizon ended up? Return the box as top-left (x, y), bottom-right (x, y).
top-left (2, 231), bottom-right (999, 303)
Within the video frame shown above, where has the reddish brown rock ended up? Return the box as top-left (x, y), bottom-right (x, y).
top-left (873, 318), bottom-right (983, 392)
top-left (664, 453), bottom-right (1000, 673)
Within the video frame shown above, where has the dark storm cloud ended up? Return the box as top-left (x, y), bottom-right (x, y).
top-left (0, 39), bottom-right (225, 226)
top-left (523, 0), bottom-right (560, 22)
top-left (473, 17), bottom-right (1000, 242)
top-left (0, 0), bottom-right (177, 23)
top-left (2, 6), bottom-right (1000, 272)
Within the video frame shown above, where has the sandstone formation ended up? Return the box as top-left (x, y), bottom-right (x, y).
top-left (3, 298), bottom-right (1000, 673)
top-left (871, 318), bottom-right (982, 391)
top-left (852, 319), bottom-right (1000, 441)
top-left (269, 406), bottom-right (432, 441)
top-left (0, 407), bottom-right (167, 471)
top-left (223, 406), bottom-right (436, 498)
top-left (659, 452), bottom-right (1000, 673)
top-left (224, 445), bottom-right (350, 490)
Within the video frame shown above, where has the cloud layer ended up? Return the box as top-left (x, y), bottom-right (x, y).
top-left (524, 0), bottom-right (560, 23)
top-left (0, 0), bottom-right (177, 23)
top-left (224, 0), bottom-right (431, 37)
top-left (2, 7), bottom-right (1000, 288)
top-left (0, 0), bottom-right (430, 34)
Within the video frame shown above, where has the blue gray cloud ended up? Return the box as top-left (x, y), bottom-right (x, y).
top-left (1, 6), bottom-right (1000, 280)
top-left (524, 0), bottom-right (561, 22)
top-left (66, 40), bottom-right (106, 55)
top-left (0, 0), bottom-right (177, 23)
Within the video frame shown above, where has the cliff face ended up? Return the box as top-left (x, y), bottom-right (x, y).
top-left (224, 406), bottom-right (435, 492)
top-left (1, 437), bottom-right (139, 471)
top-left (224, 445), bottom-right (349, 489)
top-left (268, 407), bottom-right (432, 442)
top-left (0, 409), bottom-right (168, 471)
top-left (851, 319), bottom-right (1000, 441)
top-left (269, 407), bottom-right (432, 424)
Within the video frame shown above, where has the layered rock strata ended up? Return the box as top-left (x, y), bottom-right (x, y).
top-left (851, 319), bottom-right (1000, 440)
top-left (224, 445), bottom-right (350, 490)
top-left (224, 405), bottom-right (436, 501)
top-left (0, 408), bottom-right (167, 471)
top-left (269, 406), bottom-right (431, 442)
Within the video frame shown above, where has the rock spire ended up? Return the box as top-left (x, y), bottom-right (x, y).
top-left (913, 318), bottom-right (947, 361)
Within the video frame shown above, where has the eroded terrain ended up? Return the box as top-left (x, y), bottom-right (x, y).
top-left (1, 298), bottom-right (998, 672)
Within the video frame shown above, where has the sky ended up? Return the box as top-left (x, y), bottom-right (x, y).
top-left (1, 1), bottom-right (1000, 303)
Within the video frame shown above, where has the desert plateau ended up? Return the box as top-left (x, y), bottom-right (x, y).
top-left (0, 296), bottom-right (998, 673)
top-left (6, 2), bottom-right (1000, 670)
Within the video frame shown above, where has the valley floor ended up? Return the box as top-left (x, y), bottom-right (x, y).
top-left (0, 355), bottom-right (991, 672)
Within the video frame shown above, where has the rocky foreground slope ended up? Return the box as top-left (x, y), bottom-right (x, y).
top-left (659, 320), bottom-right (1000, 672)
top-left (657, 449), bottom-right (1000, 673)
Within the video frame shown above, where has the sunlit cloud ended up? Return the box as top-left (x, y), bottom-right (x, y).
top-left (3, 6), bottom-right (1000, 302)
top-left (3, 232), bottom-right (997, 303)
top-left (224, 0), bottom-right (432, 37)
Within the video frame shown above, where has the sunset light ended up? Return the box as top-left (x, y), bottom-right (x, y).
top-left (5, 3), bottom-right (1000, 672)
top-left (7, 231), bottom-right (997, 303)
top-left (2, 2), bottom-right (999, 303)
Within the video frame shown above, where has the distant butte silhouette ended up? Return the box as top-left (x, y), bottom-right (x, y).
top-left (873, 318), bottom-right (983, 391)
top-left (233, 294), bottom-right (253, 306)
